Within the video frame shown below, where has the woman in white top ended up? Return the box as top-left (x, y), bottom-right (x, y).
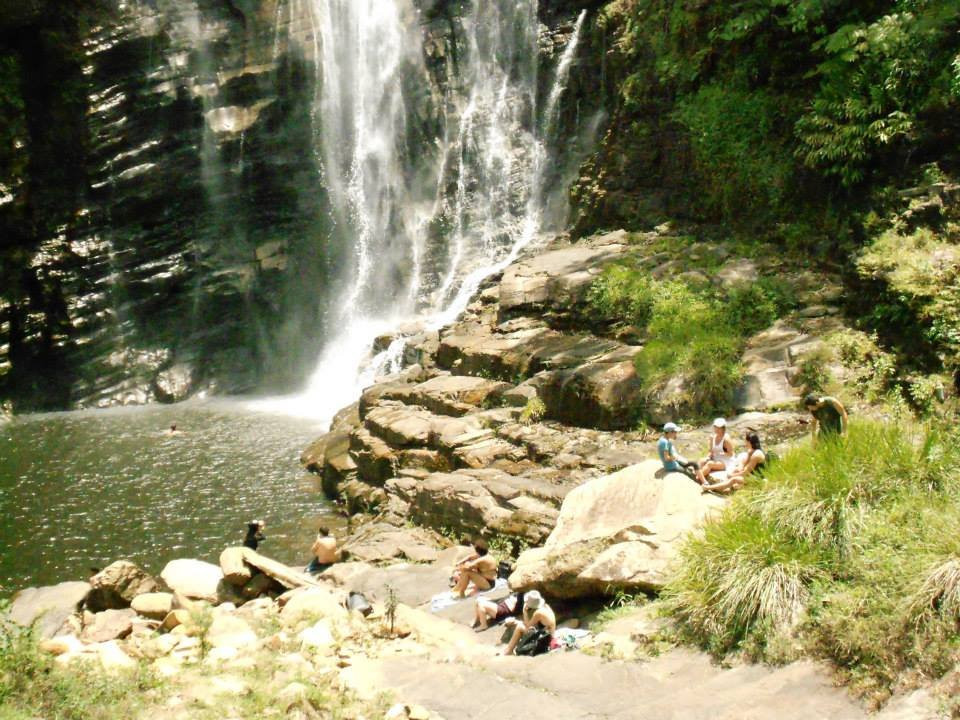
top-left (698, 418), bottom-right (735, 484)
top-left (703, 430), bottom-right (765, 493)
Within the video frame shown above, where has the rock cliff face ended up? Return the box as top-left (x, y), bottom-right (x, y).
top-left (0, 0), bottom-right (601, 411)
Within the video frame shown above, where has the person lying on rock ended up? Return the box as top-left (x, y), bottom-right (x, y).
top-left (699, 417), bottom-right (735, 484)
top-left (803, 393), bottom-right (848, 442)
top-left (702, 431), bottom-right (766, 493)
top-left (306, 526), bottom-right (341, 574)
top-left (473, 591), bottom-right (525, 631)
top-left (451, 539), bottom-right (498, 597)
top-left (502, 590), bottom-right (556, 655)
top-left (658, 422), bottom-right (704, 483)
top-left (243, 520), bottom-right (266, 551)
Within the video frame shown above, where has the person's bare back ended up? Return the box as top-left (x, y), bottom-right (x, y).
top-left (311, 532), bottom-right (340, 564)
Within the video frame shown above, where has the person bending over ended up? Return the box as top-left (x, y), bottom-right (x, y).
top-left (473, 592), bottom-right (525, 631)
top-left (306, 526), bottom-right (341, 574)
top-left (503, 590), bottom-right (556, 655)
top-left (657, 422), bottom-right (703, 483)
top-left (699, 417), bottom-right (735, 484)
top-left (451, 539), bottom-right (498, 598)
top-left (803, 393), bottom-right (848, 442)
top-left (702, 431), bottom-right (765, 493)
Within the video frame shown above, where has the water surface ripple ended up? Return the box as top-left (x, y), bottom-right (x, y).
top-left (0, 401), bottom-right (330, 594)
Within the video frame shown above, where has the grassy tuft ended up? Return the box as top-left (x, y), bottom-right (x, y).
top-left (908, 557), bottom-right (960, 630)
top-left (0, 604), bottom-right (162, 720)
top-left (664, 512), bottom-right (825, 654)
top-left (633, 280), bottom-right (744, 419)
top-left (664, 418), bottom-right (960, 700)
top-left (587, 263), bottom-right (800, 421)
top-left (747, 421), bottom-right (922, 557)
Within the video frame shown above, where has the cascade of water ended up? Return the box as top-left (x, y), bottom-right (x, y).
top-left (252, 0), bottom-right (587, 425)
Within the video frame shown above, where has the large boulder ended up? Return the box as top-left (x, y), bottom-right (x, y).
top-left (341, 522), bottom-right (443, 564)
top-left (206, 614), bottom-right (258, 651)
top-left (131, 592), bottom-right (174, 620)
top-left (279, 587), bottom-right (349, 626)
top-left (322, 427), bottom-right (358, 499)
top-left (87, 560), bottom-right (160, 611)
top-left (535, 352), bottom-right (644, 430)
top-left (380, 374), bottom-right (512, 417)
top-left (387, 469), bottom-right (560, 544)
top-left (160, 559), bottom-right (224, 602)
top-left (9, 582), bottom-right (91, 639)
top-left (509, 460), bottom-right (724, 598)
top-left (219, 547), bottom-right (254, 587)
top-left (81, 608), bottom-right (136, 643)
top-left (350, 427), bottom-right (399, 485)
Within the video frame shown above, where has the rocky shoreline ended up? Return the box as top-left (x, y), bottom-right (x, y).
top-left (5, 228), bottom-right (945, 718)
top-left (5, 522), bottom-right (942, 719)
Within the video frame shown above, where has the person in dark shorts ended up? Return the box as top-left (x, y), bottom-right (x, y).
top-left (451, 539), bottom-right (498, 597)
top-left (803, 394), bottom-right (848, 442)
top-left (473, 592), bottom-right (525, 631)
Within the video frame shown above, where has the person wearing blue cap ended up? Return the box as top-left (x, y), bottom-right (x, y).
top-left (657, 423), bottom-right (702, 483)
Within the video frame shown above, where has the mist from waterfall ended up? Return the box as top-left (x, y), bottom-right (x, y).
top-left (254, 0), bottom-right (586, 425)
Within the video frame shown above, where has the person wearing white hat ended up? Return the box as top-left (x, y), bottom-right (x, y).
top-left (502, 590), bottom-right (556, 655)
top-left (657, 422), bottom-right (703, 483)
top-left (698, 417), bottom-right (735, 484)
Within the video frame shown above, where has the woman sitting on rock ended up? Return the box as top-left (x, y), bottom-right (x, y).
top-left (502, 590), bottom-right (556, 655)
top-left (699, 417), bottom-right (735, 484)
top-left (451, 539), bottom-right (498, 598)
top-left (473, 592), bottom-right (525, 631)
top-left (702, 431), bottom-right (765, 493)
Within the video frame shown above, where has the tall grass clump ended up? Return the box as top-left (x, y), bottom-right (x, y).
top-left (587, 264), bottom-right (800, 420)
top-left (586, 264), bottom-right (656, 328)
top-left (0, 604), bottom-right (160, 720)
top-left (664, 512), bottom-right (826, 654)
top-left (747, 421), bottom-right (921, 557)
top-left (664, 418), bottom-right (960, 699)
top-left (634, 280), bottom-right (743, 418)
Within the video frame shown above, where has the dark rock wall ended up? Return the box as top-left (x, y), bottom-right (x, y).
top-left (0, 0), bottom-right (605, 411)
top-left (0, 0), bottom-right (339, 409)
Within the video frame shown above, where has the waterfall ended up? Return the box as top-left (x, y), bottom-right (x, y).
top-left (253, 0), bottom-right (586, 425)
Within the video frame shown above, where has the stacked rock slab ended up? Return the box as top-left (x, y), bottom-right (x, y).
top-left (307, 228), bottom-right (845, 556)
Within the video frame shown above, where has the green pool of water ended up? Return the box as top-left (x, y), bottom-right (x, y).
top-left (0, 400), bottom-right (332, 595)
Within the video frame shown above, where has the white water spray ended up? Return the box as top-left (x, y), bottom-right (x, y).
top-left (252, 0), bottom-right (587, 426)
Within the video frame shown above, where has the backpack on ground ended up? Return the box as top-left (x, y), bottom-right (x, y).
top-left (514, 627), bottom-right (552, 656)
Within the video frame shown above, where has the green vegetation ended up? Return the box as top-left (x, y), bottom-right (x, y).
top-left (662, 419), bottom-right (960, 701)
top-left (519, 396), bottom-right (547, 424)
top-left (633, 281), bottom-right (743, 418)
top-left (0, 605), bottom-right (162, 720)
top-left (583, 0), bottom-right (960, 382)
top-left (600, 0), bottom-right (960, 220)
top-left (588, 264), bottom-right (795, 419)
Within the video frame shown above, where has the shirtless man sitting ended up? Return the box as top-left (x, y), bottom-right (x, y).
top-left (503, 590), bottom-right (556, 655)
top-left (451, 539), bottom-right (498, 598)
top-left (306, 526), bottom-right (341, 574)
